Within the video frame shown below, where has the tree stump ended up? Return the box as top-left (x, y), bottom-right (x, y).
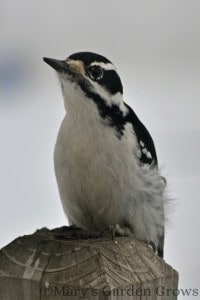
top-left (0, 227), bottom-right (178, 300)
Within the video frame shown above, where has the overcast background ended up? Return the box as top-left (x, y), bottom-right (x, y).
top-left (0, 1), bottom-right (200, 298)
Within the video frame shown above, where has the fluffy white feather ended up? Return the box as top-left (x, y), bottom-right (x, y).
top-left (54, 77), bottom-right (165, 246)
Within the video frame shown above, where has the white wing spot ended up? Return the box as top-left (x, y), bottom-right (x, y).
top-left (140, 141), bottom-right (145, 147)
top-left (147, 151), bottom-right (152, 159)
top-left (142, 148), bottom-right (147, 154)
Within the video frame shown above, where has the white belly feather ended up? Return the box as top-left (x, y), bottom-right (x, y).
top-left (54, 112), bottom-right (165, 243)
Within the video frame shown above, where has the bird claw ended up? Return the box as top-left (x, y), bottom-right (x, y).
top-left (100, 224), bottom-right (132, 239)
top-left (50, 224), bottom-right (133, 240)
top-left (148, 240), bottom-right (157, 253)
top-left (115, 224), bottom-right (132, 237)
top-left (100, 225), bottom-right (116, 239)
top-left (52, 225), bottom-right (100, 239)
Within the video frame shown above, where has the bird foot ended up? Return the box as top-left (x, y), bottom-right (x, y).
top-left (43, 224), bottom-right (133, 241)
top-left (100, 224), bottom-right (132, 239)
top-left (147, 240), bottom-right (157, 253)
top-left (52, 225), bottom-right (100, 239)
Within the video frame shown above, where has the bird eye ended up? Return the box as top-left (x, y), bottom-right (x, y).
top-left (86, 65), bottom-right (104, 81)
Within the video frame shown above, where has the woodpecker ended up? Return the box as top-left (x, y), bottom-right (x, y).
top-left (43, 52), bottom-right (166, 258)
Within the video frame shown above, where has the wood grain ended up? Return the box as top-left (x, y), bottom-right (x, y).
top-left (0, 227), bottom-right (178, 299)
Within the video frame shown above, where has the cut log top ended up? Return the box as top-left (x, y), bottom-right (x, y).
top-left (0, 226), bottom-right (178, 300)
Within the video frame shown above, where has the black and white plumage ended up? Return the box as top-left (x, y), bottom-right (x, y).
top-left (43, 52), bottom-right (166, 258)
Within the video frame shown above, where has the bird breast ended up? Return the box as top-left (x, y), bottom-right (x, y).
top-left (54, 113), bottom-right (139, 230)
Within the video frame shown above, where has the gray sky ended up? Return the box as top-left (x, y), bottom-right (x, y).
top-left (1, 1), bottom-right (200, 297)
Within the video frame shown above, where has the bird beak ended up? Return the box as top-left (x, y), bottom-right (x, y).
top-left (43, 57), bottom-right (68, 73)
top-left (43, 57), bottom-right (85, 76)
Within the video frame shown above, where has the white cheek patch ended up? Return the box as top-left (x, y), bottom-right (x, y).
top-left (89, 79), bottom-right (127, 115)
top-left (88, 77), bottom-right (128, 116)
top-left (90, 79), bottom-right (120, 102)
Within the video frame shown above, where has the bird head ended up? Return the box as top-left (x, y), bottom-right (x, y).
top-left (43, 52), bottom-right (125, 115)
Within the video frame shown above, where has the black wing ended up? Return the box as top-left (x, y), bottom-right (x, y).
top-left (125, 103), bottom-right (165, 257)
top-left (124, 103), bottom-right (158, 167)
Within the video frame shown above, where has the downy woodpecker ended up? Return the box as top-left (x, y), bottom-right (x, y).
top-left (44, 52), bottom-right (166, 258)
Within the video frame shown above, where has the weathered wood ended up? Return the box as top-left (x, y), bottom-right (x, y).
top-left (0, 227), bottom-right (178, 300)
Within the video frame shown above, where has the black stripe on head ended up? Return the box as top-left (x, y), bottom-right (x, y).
top-left (99, 70), bottom-right (123, 94)
top-left (68, 52), bottom-right (111, 66)
top-left (68, 52), bottom-right (123, 95)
